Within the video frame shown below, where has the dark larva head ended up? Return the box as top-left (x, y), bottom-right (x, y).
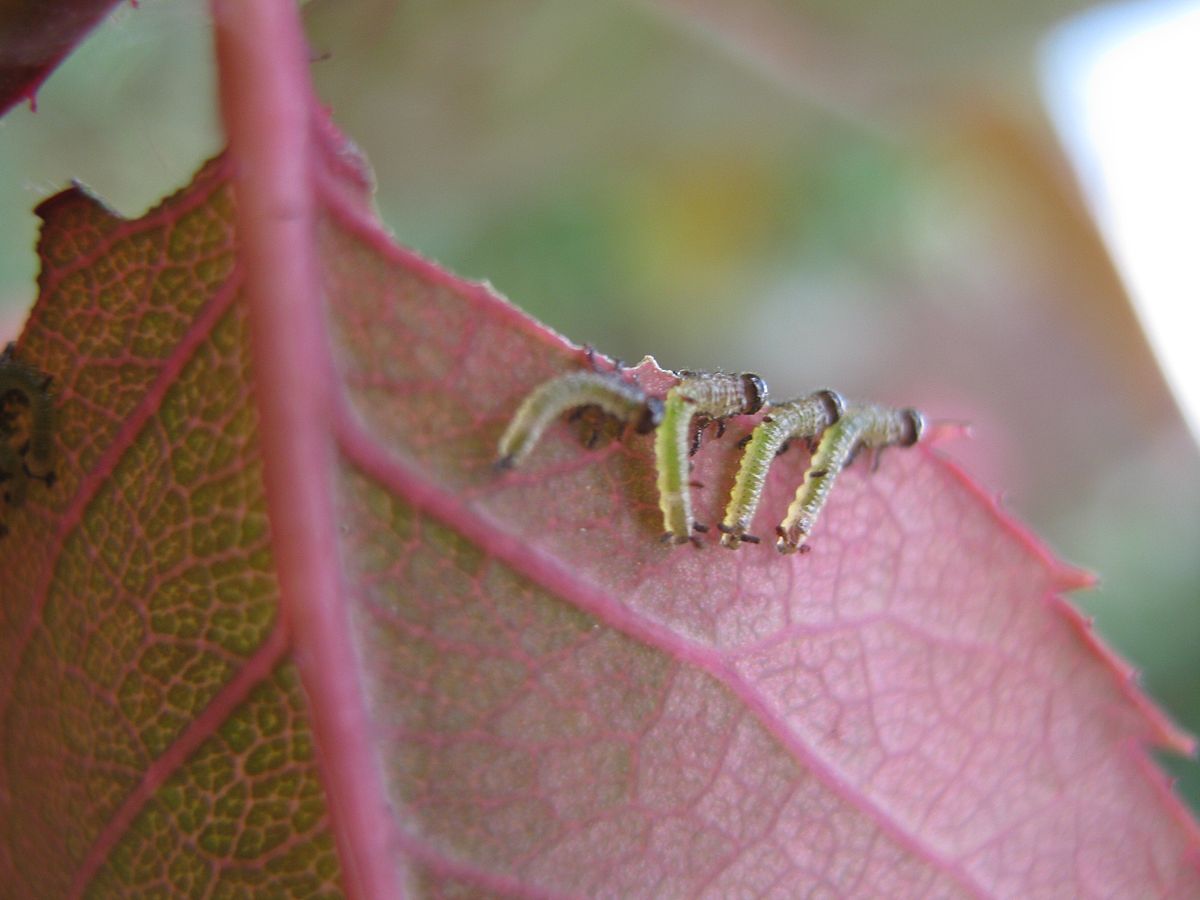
top-left (635, 396), bottom-right (665, 434)
top-left (898, 408), bottom-right (925, 446)
top-left (815, 389), bottom-right (846, 424)
top-left (739, 373), bottom-right (768, 415)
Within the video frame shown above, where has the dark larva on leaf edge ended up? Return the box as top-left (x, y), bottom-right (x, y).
top-left (0, 343), bottom-right (57, 536)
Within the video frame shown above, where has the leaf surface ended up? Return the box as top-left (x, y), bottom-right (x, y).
top-left (2, 4), bottom-right (1199, 898)
top-left (2, 124), bottom-right (1197, 900)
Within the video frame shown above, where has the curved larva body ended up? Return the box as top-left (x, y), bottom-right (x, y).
top-left (495, 370), bottom-right (662, 470)
top-left (0, 345), bottom-right (56, 482)
top-left (719, 390), bottom-right (844, 549)
top-left (0, 344), bottom-right (56, 517)
top-left (776, 404), bottom-right (924, 554)
top-left (655, 371), bottom-right (768, 544)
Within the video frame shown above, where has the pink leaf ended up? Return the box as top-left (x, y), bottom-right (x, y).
top-left (0, 0), bottom-right (1196, 895)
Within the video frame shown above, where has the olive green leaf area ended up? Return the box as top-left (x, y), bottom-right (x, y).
top-left (0, 159), bottom-right (339, 897)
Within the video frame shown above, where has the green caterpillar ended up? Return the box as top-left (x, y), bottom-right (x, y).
top-left (496, 354), bottom-right (922, 557)
top-left (718, 390), bottom-right (844, 549)
top-left (496, 366), bottom-right (663, 471)
top-left (655, 371), bottom-right (768, 545)
top-left (776, 403), bottom-right (923, 554)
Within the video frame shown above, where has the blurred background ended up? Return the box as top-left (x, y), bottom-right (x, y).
top-left (1, 0), bottom-right (1197, 809)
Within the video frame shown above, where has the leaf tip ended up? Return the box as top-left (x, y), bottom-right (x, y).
top-left (924, 418), bottom-right (973, 445)
top-left (1053, 561), bottom-right (1099, 592)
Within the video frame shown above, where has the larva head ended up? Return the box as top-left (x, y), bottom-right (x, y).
top-left (739, 373), bottom-right (768, 415)
top-left (815, 389), bottom-right (846, 424)
top-left (898, 408), bottom-right (925, 446)
top-left (634, 396), bottom-right (665, 434)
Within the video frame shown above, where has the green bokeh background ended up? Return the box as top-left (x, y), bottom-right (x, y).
top-left (1, 0), bottom-right (1196, 810)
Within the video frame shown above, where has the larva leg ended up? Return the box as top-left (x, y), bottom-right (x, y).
top-left (775, 404), bottom-right (923, 554)
top-left (569, 404), bottom-right (621, 450)
top-left (585, 422), bottom-right (601, 450)
top-left (719, 390), bottom-right (844, 550)
top-left (688, 418), bottom-right (707, 456)
top-left (0, 440), bottom-right (28, 509)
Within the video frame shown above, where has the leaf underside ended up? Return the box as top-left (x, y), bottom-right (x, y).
top-left (1, 120), bottom-right (1197, 897)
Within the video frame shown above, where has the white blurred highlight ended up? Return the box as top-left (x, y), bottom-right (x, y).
top-left (1043, 0), bottom-right (1200, 446)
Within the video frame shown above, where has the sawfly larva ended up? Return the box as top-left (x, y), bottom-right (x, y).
top-left (775, 403), bottom-right (923, 554)
top-left (0, 343), bottom-right (56, 531)
top-left (0, 439), bottom-right (25, 511)
top-left (656, 370), bottom-right (768, 545)
top-left (718, 389), bottom-right (844, 549)
top-left (495, 364), bottom-right (663, 471)
top-left (1, 343), bottom-right (55, 476)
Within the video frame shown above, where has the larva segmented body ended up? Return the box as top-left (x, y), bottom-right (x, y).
top-left (0, 343), bottom-right (56, 523)
top-left (0, 440), bottom-right (25, 511)
top-left (656, 371), bottom-right (768, 545)
top-left (775, 403), bottom-right (923, 554)
top-left (0, 343), bottom-right (55, 476)
top-left (495, 369), bottom-right (663, 470)
top-left (718, 389), bottom-right (844, 549)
